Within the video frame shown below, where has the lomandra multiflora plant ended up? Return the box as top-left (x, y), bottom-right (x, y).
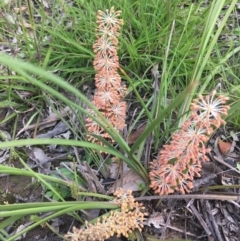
top-left (71, 8), bottom-right (147, 241)
top-left (150, 90), bottom-right (230, 195)
top-left (85, 7), bottom-right (127, 146)
top-left (65, 188), bottom-right (147, 241)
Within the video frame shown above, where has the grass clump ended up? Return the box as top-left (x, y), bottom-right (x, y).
top-left (0, 0), bottom-right (239, 240)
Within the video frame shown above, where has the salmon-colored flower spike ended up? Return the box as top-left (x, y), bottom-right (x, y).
top-left (150, 91), bottom-right (229, 195)
top-left (190, 90), bottom-right (230, 128)
top-left (97, 8), bottom-right (123, 27)
top-left (86, 7), bottom-right (126, 146)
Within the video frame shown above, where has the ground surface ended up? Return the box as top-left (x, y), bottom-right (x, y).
top-left (1, 1), bottom-right (240, 241)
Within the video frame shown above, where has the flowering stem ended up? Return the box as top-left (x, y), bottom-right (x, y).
top-left (130, 81), bottom-right (198, 155)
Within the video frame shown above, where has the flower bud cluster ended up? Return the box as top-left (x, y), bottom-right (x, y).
top-left (150, 90), bottom-right (230, 195)
top-left (86, 7), bottom-right (127, 145)
top-left (64, 188), bottom-right (147, 241)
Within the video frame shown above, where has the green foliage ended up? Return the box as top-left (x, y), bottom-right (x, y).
top-left (44, 167), bottom-right (86, 201)
top-left (0, 0), bottom-right (239, 239)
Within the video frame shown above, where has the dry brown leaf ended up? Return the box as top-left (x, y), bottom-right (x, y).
top-left (14, 6), bottom-right (27, 13)
top-left (218, 139), bottom-right (232, 155)
top-left (19, 21), bottom-right (32, 29)
top-left (109, 157), bottom-right (129, 179)
top-left (78, 161), bottom-right (105, 194)
top-left (127, 124), bottom-right (147, 144)
top-left (146, 212), bottom-right (165, 229)
top-left (201, 162), bottom-right (223, 185)
top-left (230, 131), bottom-right (239, 141)
top-left (108, 169), bottom-right (145, 194)
top-left (0, 108), bottom-right (8, 122)
top-left (16, 106), bottom-right (71, 136)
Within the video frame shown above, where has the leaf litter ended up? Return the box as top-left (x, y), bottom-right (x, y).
top-left (0, 1), bottom-right (240, 241)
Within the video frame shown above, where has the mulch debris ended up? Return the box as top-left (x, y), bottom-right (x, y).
top-left (1, 1), bottom-right (240, 241)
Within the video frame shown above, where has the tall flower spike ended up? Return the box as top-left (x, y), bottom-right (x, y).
top-left (96, 7), bottom-right (123, 31)
top-left (150, 91), bottom-right (229, 195)
top-left (86, 7), bottom-right (126, 146)
top-left (190, 90), bottom-right (230, 128)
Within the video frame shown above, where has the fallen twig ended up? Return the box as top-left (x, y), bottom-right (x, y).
top-left (135, 194), bottom-right (240, 202)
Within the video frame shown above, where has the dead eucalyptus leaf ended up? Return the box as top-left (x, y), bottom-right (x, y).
top-left (50, 218), bottom-right (64, 233)
top-left (27, 147), bottom-right (48, 167)
top-left (84, 198), bottom-right (100, 221)
top-left (0, 108), bottom-right (8, 122)
top-left (27, 147), bottom-right (51, 174)
top-left (16, 106), bottom-right (71, 136)
top-left (20, 21), bottom-right (32, 29)
top-left (218, 139), bottom-right (232, 155)
top-left (109, 157), bottom-right (129, 179)
top-left (37, 121), bottom-right (68, 138)
top-left (15, 224), bottom-right (26, 240)
top-left (127, 124), bottom-right (147, 144)
top-left (14, 6), bottom-right (27, 13)
top-left (146, 212), bottom-right (165, 229)
top-left (0, 130), bottom-right (11, 163)
top-left (39, 0), bottom-right (49, 8)
top-left (201, 162), bottom-right (223, 185)
top-left (230, 131), bottom-right (239, 141)
top-left (222, 207), bottom-right (235, 223)
top-left (78, 161), bottom-right (105, 194)
top-left (108, 169), bottom-right (145, 194)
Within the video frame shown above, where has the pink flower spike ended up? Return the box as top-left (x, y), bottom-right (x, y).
top-left (109, 101), bottom-right (127, 129)
top-left (159, 163), bottom-right (183, 186)
top-left (150, 90), bottom-right (229, 196)
top-left (95, 72), bottom-right (121, 90)
top-left (176, 178), bottom-right (194, 194)
top-left (93, 36), bottom-right (118, 55)
top-left (93, 90), bottom-right (119, 110)
top-left (93, 53), bottom-right (119, 73)
top-left (190, 90), bottom-right (230, 127)
top-left (97, 7), bottom-right (123, 30)
top-left (149, 170), bottom-right (174, 195)
top-left (186, 161), bottom-right (202, 180)
top-left (86, 8), bottom-right (126, 147)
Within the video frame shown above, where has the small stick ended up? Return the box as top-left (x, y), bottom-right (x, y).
top-left (186, 200), bottom-right (212, 237)
top-left (135, 193), bottom-right (240, 202)
top-left (213, 155), bottom-right (240, 176)
top-left (205, 200), bottom-right (223, 241)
